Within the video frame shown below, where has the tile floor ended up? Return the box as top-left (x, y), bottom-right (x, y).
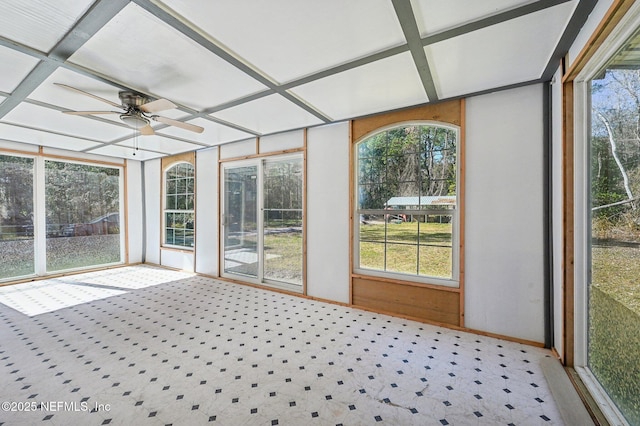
top-left (0, 265), bottom-right (564, 425)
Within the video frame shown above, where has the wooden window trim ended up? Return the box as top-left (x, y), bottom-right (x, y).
top-left (561, 0), bottom-right (633, 367)
top-left (349, 100), bottom-right (466, 328)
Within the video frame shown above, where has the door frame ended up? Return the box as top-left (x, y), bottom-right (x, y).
top-left (567, 2), bottom-right (640, 424)
top-left (219, 153), bottom-right (305, 293)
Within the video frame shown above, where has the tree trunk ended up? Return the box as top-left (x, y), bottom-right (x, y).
top-left (596, 111), bottom-right (635, 208)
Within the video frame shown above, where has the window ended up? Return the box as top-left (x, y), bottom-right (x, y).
top-left (45, 160), bottom-right (122, 271)
top-left (164, 162), bottom-right (194, 248)
top-left (0, 154), bottom-right (35, 280)
top-left (354, 124), bottom-right (458, 284)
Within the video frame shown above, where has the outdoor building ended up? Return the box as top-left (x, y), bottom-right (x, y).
top-left (0, 1), bottom-right (639, 425)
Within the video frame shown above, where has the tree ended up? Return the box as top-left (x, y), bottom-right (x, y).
top-left (591, 69), bottom-right (640, 229)
top-left (357, 124), bottom-right (457, 210)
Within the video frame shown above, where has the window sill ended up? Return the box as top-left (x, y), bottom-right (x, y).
top-left (161, 245), bottom-right (194, 253)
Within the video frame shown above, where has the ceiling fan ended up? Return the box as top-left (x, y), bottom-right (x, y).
top-left (55, 83), bottom-right (204, 135)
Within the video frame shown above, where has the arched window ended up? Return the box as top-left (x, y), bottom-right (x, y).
top-left (164, 162), bottom-right (195, 248)
top-left (355, 123), bottom-right (458, 284)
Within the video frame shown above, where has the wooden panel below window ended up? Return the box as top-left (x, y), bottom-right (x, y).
top-left (352, 276), bottom-right (460, 326)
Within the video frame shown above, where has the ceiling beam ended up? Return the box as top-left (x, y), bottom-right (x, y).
top-left (541, 0), bottom-right (598, 81)
top-left (392, 0), bottom-right (438, 101)
top-left (0, 0), bottom-right (129, 119)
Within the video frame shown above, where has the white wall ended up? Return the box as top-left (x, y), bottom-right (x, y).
top-left (126, 159), bottom-right (144, 264)
top-left (306, 122), bottom-right (350, 304)
top-left (161, 249), bottom-right (195, 272)
top-left (465, 84), bottom-right (546, 343)
top-left (195, 147), bottom-right (219, 276)
top-left (144, 158), bottom-right (161, 265)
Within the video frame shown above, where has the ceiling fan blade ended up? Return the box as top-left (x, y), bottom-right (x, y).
top-left (152, 116), bottom-right (204, 134)
top-left (139, 98), bottom-right (176, 113)
top-left (63, 110), bottom-right (120, 115)
top-left (54, 83), bottom-right (123, 108)
top-left (139, 125), bottom-right (155, 136)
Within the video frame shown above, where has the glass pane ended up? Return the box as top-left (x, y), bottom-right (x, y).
top-left (176, 178), bottom-right (186, 194)
top-left (589, 51), bottom-right (640, 424)
top-left (223, 166), bottom-right (258, 278)
top-left (386, 243), bottom-right (417, 275)
top-left (263, 158), bottom-right (303, 285)
top-left (359, 241), bottom-right (385, 271)
top-left (359, 214), bottom-right (386, 243)
top-left (166, 178), bottom-right (177, 195)
top-left (418, 216), bottom-right (452, 279)
top-left (45, 161), bottom-right (121, 272)
top-left (177, 195), bottom-right (187, 210)
top-left (386, 219), bottom-right (417, 244)
top-left (0, 155), bottom-right (35, 279)
top-left (358, 184), bottom-right (390, 210)
top-left (263, 210), bottom-right (302, 285)
top-left (165, 227), bottom-right (175, 246)
top-left (166, 195), bottom-right (177, 210)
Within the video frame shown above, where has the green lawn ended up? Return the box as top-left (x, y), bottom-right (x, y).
top-left (263, 229), bottom-right (303, 284)
top-left (359, 221), bottom-right (452, 278)
top-left (590, 242), bottom-right (640, 425)
top-left (592, 244), bottom-right (640, 315)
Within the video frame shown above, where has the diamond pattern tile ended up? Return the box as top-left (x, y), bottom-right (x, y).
top-left (0, 265), bottom-right (563, 425)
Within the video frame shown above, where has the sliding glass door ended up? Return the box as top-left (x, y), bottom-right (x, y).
top-left (0, 154), bottom-right (124, 283)
top-left (586, 37), bottom-right (640, 425)
top-left (221, 155), bottom-right (303, 291)
top-left (263, 158), bottom-right (303, 285)
top-left (223, 165), bottom-right (259, 279)
top-left (0, 154), bottom-right (35, 281)
top-left (574, 20), bottom-right (640, 425)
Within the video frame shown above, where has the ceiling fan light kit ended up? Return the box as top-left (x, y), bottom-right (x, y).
top-left (55, 83), bottom-right (204, 135)
top-left (119, 112), bottom-right (150, 129)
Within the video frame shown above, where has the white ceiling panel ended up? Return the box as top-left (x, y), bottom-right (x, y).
top-left (68, 3), bottom-right (268, 111)
top-left (291, 52), bottom-right (427, 120)
top-left (88, 144), bottom-right (164, 161)
top-left (117, 134), bottom-right (202, 155)
top-left (29, 68), bottom-right (126, 111)
top-left (426, 2), bottom-right (577, 99)
top-left (2, 103), bottom-right (131, 142)
top-left (159, 117), bottom-right (253, 146)
top-left (155, 0), bottom-right (406, 84)
top-left (0, 46), bottom-right (39, 93)
top-left (211, 95), bottom-right (324, 135)
top-left (411, 0), bottom-right (536, 36)
top-left (0, 0), bottom-right (93, 52)
top-left (0, 122), bottom-right (100, 151)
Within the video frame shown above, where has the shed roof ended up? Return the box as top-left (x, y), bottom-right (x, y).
top-left (386, 195), bottom-right (456, 207)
